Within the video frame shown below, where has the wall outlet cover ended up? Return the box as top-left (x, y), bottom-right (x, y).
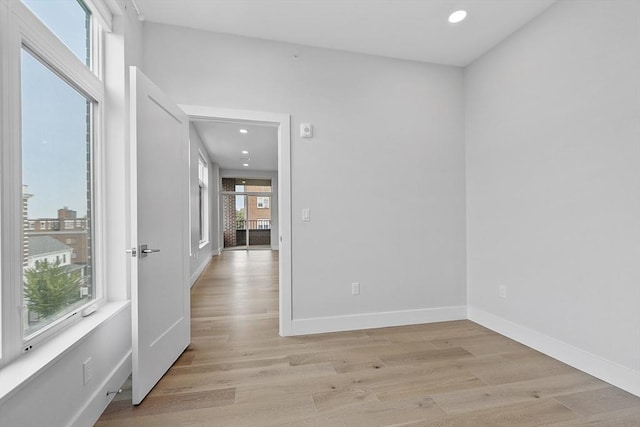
top-left (499, 285), bottom-right (507, 299)
top-left (352, 282), bottom-right (360, 295)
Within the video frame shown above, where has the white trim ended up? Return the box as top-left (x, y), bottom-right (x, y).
top-left (468, 306), bottom-right (640, 398)
top-left (197, 152), bottom-right (209, 247)
top-left (84, 0), bottom-right (113, 33)
top-left (68, 350), bottom-right (131, 427)
top-left (291, 306), bottom-right (467, 336)
top-left (103, 0), bottom-right (125, 16)
top-left (179, 104), bottom-right (293, 337)
top-left (0, 0), bottom-right (21, 368)
top-left (221, 192), bottom-right (273, 197)
top-left (190, 254), bottom-right (212, 287)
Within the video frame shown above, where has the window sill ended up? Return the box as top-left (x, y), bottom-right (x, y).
top-left (0, 300), bottom-right (130, 405)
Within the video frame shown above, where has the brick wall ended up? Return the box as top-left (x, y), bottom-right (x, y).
top-left (222, 178), bottom-right (236, 248)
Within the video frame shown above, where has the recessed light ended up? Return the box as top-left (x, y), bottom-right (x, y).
top-left (448, 10), bottom-right (467, 24)
top-left (242, 150), bottom-right (249, 154)
top-left (242, 181), bottom-right (246, 184)
top-left (243, 163), bottom-right (249, 167)
top-left (239, 129), bottom-right (248, 134)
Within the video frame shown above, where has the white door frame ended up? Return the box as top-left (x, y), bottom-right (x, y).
top-left (180, 105), bottom-right (292, 336)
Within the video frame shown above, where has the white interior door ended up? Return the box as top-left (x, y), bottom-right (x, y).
top-left (129, 67), bottom-right (190, 405)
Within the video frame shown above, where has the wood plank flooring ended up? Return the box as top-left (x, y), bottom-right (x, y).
top-left (96, 250), bottom-right (640, 426)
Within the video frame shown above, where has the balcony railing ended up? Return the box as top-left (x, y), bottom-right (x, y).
top-left (236, 219), bottom-right (271, 230)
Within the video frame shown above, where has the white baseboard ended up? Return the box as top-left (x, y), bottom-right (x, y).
top-left (68, 350), bottom-right (132, 427)
top-left (190, 254), bottom-right (213, 287)
top-left (468, 306), bottom-right (640, 397)
top-left (291, 306), bottom-right (467, 336)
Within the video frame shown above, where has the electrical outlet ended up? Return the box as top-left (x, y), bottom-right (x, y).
top-left (499, 285), bottom-right (507, 299)
top-left (352, 282), bottom-right (360, 295)
top-left (83, 357), bottom-right (93, 385)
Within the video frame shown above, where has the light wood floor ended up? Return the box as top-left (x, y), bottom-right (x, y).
top-left (97, 250), bottom-right (640, 426)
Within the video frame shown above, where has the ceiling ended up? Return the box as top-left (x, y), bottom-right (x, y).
top-left (134, 0), bottom-right (557, 67)
top-left (193, 120), bottom-right (278, 172)
top-left (147, 0), bottom-right (557, 171)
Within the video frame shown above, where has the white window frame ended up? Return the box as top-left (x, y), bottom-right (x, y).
top-left (257, 196), bottom-right (270, 209)
top-left (198, 152), bottom-right (209, 248)
top-left (0, 0), bottom-right (107, 368)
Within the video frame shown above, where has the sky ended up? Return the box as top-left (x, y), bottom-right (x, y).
top-left (21, 0), bottom-right (91, 219)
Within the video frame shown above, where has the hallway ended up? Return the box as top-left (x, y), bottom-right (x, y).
top-left (96, 251), bottom-right (640, 426)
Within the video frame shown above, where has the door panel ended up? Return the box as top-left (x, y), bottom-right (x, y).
top-left (248, 195), bottom-right (271, 247)
top-left (129, 67), bottom-right (190, 405)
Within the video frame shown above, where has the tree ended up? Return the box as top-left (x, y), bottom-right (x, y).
top-left (24, 259), bottom-right (81, 318)
top-left (236, 207), bottom-right (245, 222)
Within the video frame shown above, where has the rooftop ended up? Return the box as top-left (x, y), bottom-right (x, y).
top-left (28, 236), bottom-right (72, 257)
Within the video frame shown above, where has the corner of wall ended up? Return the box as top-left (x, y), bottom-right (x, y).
top-left (468, 306), bottom-right (640, 397)
top-left (190, 253), bottom-right (212, 287)
top-left (69, 351), bottom-right (132, 427)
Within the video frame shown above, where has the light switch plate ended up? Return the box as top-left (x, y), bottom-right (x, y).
top-left (302, 208), bottom-right (310, 221)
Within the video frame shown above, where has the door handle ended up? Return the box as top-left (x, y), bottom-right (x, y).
top-left (139, 244), bottom-right (160, 258)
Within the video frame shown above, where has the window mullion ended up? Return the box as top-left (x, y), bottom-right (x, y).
top-left (83, 0), bottom-right (112, 33)
top-left (0, 0), bottom-right (26, 367)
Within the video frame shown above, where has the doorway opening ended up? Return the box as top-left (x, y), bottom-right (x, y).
top-left (222, 178), bottom-right (273, 250)
top-left (180, 105), bottom-right (292, 336)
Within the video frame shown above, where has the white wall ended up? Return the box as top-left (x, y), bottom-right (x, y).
top-left (188, 123), bottom-right (217, 285)
top-left (0, 2), bottom-right (144, 425)
top-left (0, 306), bottom-right (132, 427)
top-left (465, 0), bottom-right (640, 394)
top-left (143, 25), bottom-right (467, 330)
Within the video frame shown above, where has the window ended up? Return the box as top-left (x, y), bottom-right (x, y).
top-left (257, 197), bottom-right (270, 209)
top-left (257, 219), bottom-right (270, 230)
top-left (198, 154), bottom-right (209, 246)
top-left (22, 0), bottom-right (92, 67)
top-left (0, 0), bottom-right (106, 367)
top-left (21, 47), bottom-right (96, 339)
